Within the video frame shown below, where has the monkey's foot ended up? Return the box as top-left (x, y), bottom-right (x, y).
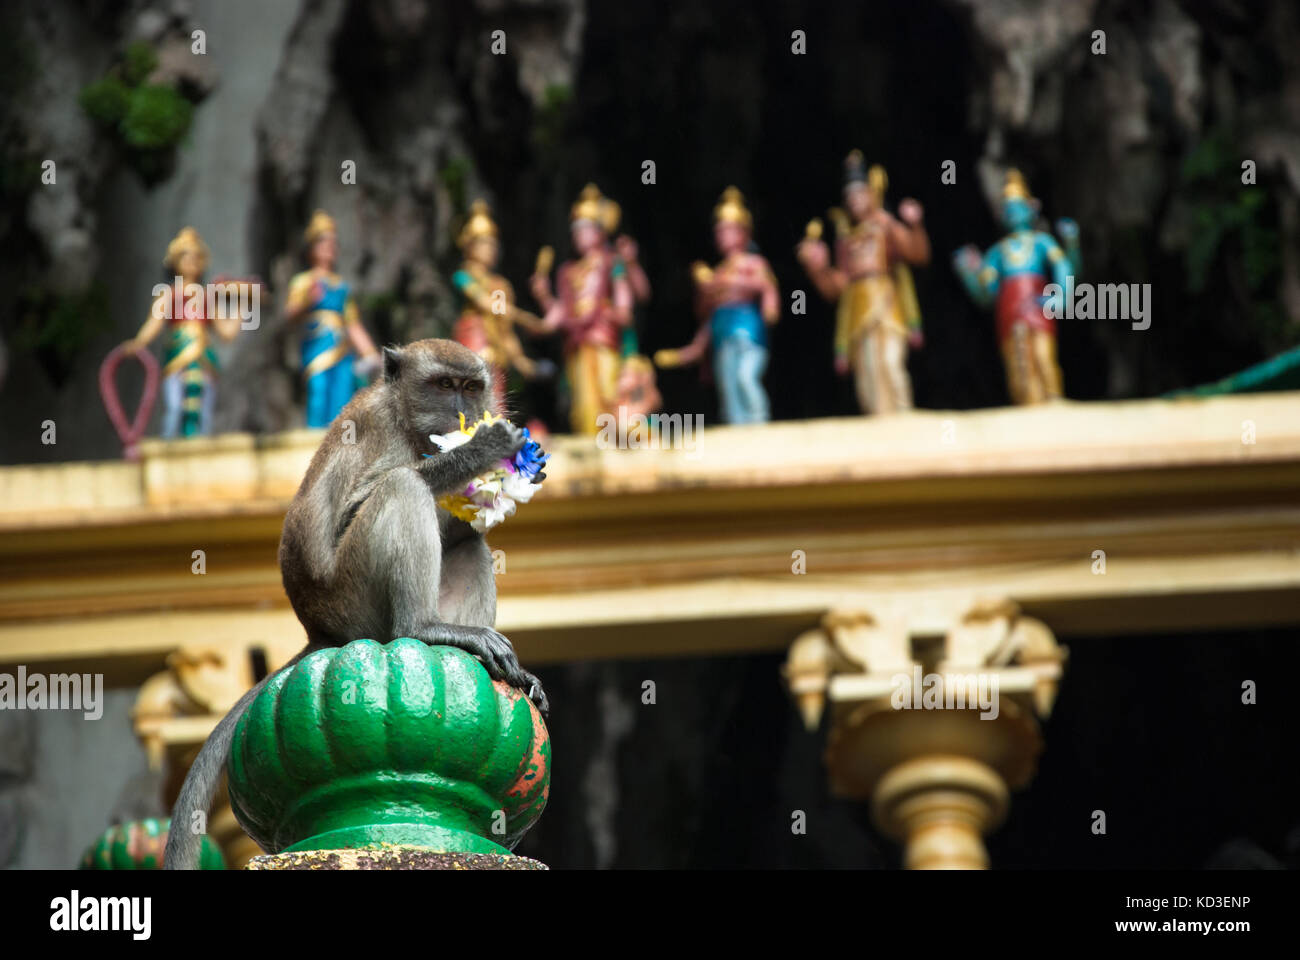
top-left (415, 624), bottom-right (549, 714)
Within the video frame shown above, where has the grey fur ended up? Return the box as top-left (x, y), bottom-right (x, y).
top-left (163, 339), bottom-right (547, 869)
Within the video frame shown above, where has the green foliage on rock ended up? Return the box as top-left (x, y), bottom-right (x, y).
top-left (15, 282), bottom-right (111, 384)
top-left (532, 83), bottom-right (573, 154)
top-left (120, 84), bottom-right (194, 151)
top-left (1179, 128), bottom-right (1287, 346)
top-left (439, 154), bottom-right (472, 214)
top-left (79, 74), bottom-right (131, 128)
top-left (78, 41), bottom-right (197, 185)
top-left (121, 40), bottom-right (159, 87)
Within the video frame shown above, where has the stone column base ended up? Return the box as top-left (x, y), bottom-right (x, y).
top-left (244, 844), bottom-right (548, 870)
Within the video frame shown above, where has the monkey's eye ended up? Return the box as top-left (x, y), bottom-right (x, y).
top-left (436, 377), bottom-right (455, 389)
top-left (464, 381), bottom-right (483, 394)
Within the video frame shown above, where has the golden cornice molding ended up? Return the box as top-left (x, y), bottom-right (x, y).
top-left (1, 394), bottom-right (1299, 676)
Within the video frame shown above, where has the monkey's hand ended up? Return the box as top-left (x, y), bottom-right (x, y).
top-left (470, 418), bottom-right (527, 464)
top-left (420, 421), bottom-right (523, 495)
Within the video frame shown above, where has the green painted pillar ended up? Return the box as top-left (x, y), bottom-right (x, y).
top-left (228, 638), bottom-right (550, 870)
top-left (80, 817), bottom-right (226, 869)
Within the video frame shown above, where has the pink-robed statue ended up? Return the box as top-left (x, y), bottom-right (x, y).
top-left (529, 183), bottom-right (652, 435)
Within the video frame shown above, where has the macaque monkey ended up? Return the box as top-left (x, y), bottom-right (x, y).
top-left (164, 339), bottom-right (547, 869)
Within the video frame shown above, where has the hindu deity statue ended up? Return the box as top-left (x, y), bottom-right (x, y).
top-left (530, 183), bottom-right (651, 435)
top-left (654, 187), bottom-right (780, 424)
top-left (284, 210), bottom-right (381, 428)
top-left (797, 152), bottom-right (930, 415)
top-left (450, 200), bottom-right (552, 411)
top-left (953, 169), bottom-right (1081, 405)
top-left (125, 227), bottom-right (244, 438)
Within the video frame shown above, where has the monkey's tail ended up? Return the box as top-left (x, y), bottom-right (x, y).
top-left (162, 680), bottom-right (264, 870)
top-left (163, 647), bottom-right (315, 869)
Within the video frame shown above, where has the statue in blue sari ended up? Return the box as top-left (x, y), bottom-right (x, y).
top-left (285, 210), bottom-right (381, 427)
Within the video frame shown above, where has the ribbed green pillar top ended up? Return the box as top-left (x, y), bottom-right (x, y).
top-left (228, 639), bottom-right (550, 857)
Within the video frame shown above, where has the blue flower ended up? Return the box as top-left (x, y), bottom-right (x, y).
top-left (512, 429), bottom-right (549, 482)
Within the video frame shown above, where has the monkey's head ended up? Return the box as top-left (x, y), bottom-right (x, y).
top-left (382, 339), bottom-right (499, 448)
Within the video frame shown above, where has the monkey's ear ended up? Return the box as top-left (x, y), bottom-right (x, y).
top-left (382, 345), bottom-right (404, 381)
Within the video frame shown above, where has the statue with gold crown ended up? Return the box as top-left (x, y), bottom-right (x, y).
top-left (529, 183), bottom-right (652, 435)
top-left (450, 200), bottom-right (554, 412)
top-left (123, 227), bottom-right (247, 438)
top-left (654, 187), bottom-right (780, 424)
top-left (797, 152), bottom-right (930, 415)
top-left (284, 210), bottom-right (382, 428)
top-left (953, 169), bottom-right (1080, 405)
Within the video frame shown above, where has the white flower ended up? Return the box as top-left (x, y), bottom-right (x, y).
top-left (502, 472), bottom-right (538, 503)
top-left (428, 430), bottom-right (474, 452)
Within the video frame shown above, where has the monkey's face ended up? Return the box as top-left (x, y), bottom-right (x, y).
top-left (384, 340), bottom-right (496, 446)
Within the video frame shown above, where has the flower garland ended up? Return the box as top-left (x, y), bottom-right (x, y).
top-left (425, 411), bottom-right (549, 532)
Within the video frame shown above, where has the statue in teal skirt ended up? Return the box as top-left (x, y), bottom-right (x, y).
top-left (285, 210), bottom-right (382, 428)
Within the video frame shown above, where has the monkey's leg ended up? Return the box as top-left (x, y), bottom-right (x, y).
top-left (337, 468), bottom-right (547, 710)
top-left (440, 535), bottom-right (548, 713)
top-left (438, 535), bottom-right (497, 628)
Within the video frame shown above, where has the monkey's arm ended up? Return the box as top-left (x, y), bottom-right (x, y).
top-left (417, 419), bottom-right (526, 495)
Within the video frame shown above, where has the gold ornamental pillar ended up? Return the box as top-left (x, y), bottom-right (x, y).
top-left (784, 600), bottom-right (1066, 869)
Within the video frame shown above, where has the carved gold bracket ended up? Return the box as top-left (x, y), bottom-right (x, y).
top-left (783, 598), bottom-right (1067, 869)
top-left (131, 637), bottom-right (300, 867)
